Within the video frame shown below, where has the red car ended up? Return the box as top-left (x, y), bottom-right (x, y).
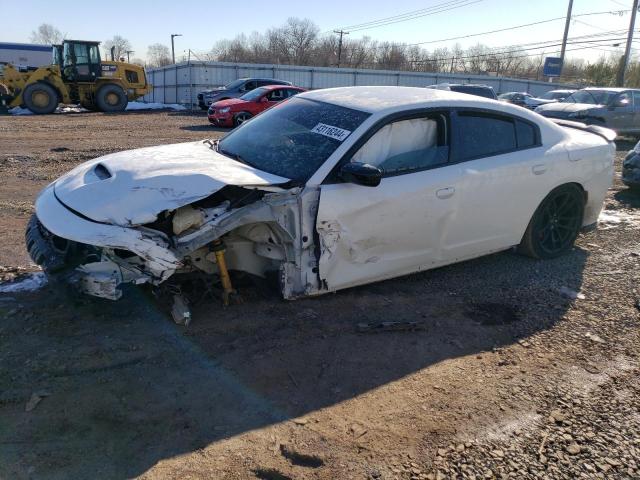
top-left (208, 85), bottom-right (306, 127)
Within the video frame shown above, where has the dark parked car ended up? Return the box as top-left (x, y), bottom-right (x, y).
top-left (197, 78), bottom-right (293, 110)
top-left (539, 89), bottom-right (576, 102)
top-left (426, 83), bottom-right (497, 100)
top-left (498, 92), bottom-right (555, 109)
top-left (623, 140), bottom-right (640, 189)
top-left (535, 88), bottom-right (640, 135)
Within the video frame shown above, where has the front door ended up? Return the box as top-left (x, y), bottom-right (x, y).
top-left (606, 91), bottom-right (635, 134)
top-left (316, 112), bottom-right (461, 291)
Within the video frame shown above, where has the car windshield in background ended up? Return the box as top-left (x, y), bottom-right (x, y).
top-left (540, 91), bottom-right (567, 100)
top-left (217, 97), bottom-right (370, 182)
top-left (240, 87), bottom-right (268, 101)
top-left (223, 79), bottom-right (246, 90)
top-left (563, 90), bottom-right (617, 105)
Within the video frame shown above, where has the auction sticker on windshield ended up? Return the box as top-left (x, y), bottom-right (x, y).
top-left (311, 123), bottom-right (352, 141)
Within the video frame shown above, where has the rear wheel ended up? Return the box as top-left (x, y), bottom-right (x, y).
top-left (96, 84), bottom-right (128, 112)
top-left (518, 184), bottom-right (584, 259)
top-left (233, 111), bottom-right (252, 127)
top-left (23, 83), bottom-right (58, 114)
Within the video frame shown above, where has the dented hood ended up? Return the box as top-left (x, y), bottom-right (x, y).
top-left (53, 141), bottom-right (290, 226)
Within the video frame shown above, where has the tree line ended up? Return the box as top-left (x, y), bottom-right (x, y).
top-left (29, 20), bottom-right (640, 87)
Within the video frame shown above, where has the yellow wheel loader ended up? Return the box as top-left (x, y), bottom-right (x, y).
top-left (0, 40), bottom-right (152, 114)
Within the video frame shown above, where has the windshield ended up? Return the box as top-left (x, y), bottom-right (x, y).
top-left (563, 90), bottom-right (617, 105)
top-left (450, 85), bottom-right (495, 99)
top-left (240, 87), bottom-right (268, 101)
top-left (217, 97), bottom-right (370, 182)
top-left (540, 91), bottom-right (566, 100)
top-left (223, 79), bottom-right (246, 90)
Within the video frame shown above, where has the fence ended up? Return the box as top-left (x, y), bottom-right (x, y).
top-left (142, 61), bottom-right (577, 107)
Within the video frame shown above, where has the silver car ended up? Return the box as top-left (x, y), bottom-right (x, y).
top-left (535, 88), bottom-right (640, 135)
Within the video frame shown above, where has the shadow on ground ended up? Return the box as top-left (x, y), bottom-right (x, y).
top-left (0, 247), bottom-right (588, 479)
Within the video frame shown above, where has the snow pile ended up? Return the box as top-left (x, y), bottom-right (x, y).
top-left (10, 102), bottom-right (186, 115)
top-left (126, 102), bottom-right (187, 111)
top-left (0, 272), bottom-right (47, 293)
top-left (9, 105), bottom-right (88, 115)
top-left (9, 107), bottom-right (33, 115)
top-left (598, 209), bottom-right (640, 229)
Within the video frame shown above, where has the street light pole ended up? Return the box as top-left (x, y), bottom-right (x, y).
top-left (125, 50), bottom-right (134, 63)
top-left (171, 34), bottom-right (182, 64)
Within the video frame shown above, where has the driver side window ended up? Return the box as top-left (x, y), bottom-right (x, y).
top-left (350, 115), bottom-right (449, 175)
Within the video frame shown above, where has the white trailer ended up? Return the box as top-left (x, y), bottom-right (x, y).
top-left (0, 42), bottom-right (51, 69)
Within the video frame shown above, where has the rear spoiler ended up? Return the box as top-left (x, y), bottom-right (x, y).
top-left (550, 118), bottom-right (617, 142)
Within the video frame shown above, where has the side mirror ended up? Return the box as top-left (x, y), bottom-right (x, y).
top-left (261, 96), bottom-right (269, 102)
top-left (339, 162), bottom-right (383, 187)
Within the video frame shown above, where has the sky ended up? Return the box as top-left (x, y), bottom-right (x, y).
top-left (0, 0), bottom-right (636, 63)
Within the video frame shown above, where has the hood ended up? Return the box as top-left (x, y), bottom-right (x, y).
top-left (53, 141), bottom-right (290, 227)
top-left (536, 102), bottom-right (601, 113)
top-left (211, 98), bottom-right (246, 109)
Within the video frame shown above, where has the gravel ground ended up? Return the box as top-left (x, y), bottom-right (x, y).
top-left (0, 110), bottom-right (638, 480)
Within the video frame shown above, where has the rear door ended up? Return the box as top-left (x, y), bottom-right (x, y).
top-left (442, 110), bottom-right (555, 258)
top-left (316, 112), bottom-right (462, 291)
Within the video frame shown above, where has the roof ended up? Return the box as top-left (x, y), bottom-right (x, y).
top-left (0, 42), bottom-right (51, 52)
top-left (300, 86), bottom-right (497, 113)
top-left (64, 40), bottom-right (101, 45)
top-left (257, 85), bottom-right (305, 91)
top-left (583, 87), bottom-right (639, 92)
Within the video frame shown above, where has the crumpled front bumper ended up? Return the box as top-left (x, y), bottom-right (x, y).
top-left (28, 184), bottom-right (182, 299)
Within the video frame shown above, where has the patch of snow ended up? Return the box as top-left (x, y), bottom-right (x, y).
top-left (558, 286), bottom-right (585, 300)
top-left (598, 209), bottom-right (640, 229)
top-left (126, 102), bottom-right (187, 111)
top-left (9, 105), bottom-right (88, 115)
top-left (9, 107), bottom-right (33, 115)
top-left (0, 272), bottom-right (47, 293)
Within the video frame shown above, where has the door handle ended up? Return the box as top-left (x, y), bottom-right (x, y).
top-left (532, 164), bottom-right (547, 175)
top-left (436, 187), bottom-right (455, 199)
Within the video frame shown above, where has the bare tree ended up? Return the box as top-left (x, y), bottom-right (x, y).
top-left (30, 23), bottom-right (64, 45)
top-left (146, 43), bottom-right (172, 67)
top-left (104, 35), bottom-right (132, 61)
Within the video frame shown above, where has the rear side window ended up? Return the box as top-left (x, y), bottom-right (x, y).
top-left (455, 112), bottom-right (538, 161)
top-left (456, 113), bottom-right (516, 160)
top-left (515, 120), bottom-right (536, 148)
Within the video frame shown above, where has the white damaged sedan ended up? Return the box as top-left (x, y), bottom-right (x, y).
top-left (27, 87), bottom-right (615, 303)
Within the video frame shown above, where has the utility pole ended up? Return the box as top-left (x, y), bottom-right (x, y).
top-left (333, 30), bottom-right (349, 68)
top-left (618, 0), bottom-right (639, 86)
top-left (125, 50), bottom-right (134, 63)
top-left (171, 34), bottom-right (182, 64)
top-left (558, 0), bottom-right (574, 79)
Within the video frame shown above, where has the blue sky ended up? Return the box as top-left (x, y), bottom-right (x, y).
top-left (1, 0), bottom-right (635, 62)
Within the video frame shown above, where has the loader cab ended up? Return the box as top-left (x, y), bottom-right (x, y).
top-left (62, 40), bottom-right (101, 82)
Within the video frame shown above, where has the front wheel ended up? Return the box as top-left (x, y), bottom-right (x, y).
top-left (96, 84), bottom-right (128, 112)
top-left (518, 184), bottom-right (584, 259)
top-left (23, 82), bottom-right (58, 114)
top-left (233, 111), bottom-right (252, 127)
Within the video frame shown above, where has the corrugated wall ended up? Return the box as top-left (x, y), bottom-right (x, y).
top-left (143, 61), bottom-right (577, 106)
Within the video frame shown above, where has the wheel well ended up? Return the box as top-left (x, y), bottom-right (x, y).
top-left (34, 81), bottom-right (62, 102)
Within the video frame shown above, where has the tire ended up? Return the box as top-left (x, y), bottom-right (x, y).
top-left (96, 84), bottom-right (128, 112)
top-left (518, 184), bottom-right (585, 259)
top-left (233, 111), bottom-right (252, 127)
top-left (23, 82), bottom-right (58, 114)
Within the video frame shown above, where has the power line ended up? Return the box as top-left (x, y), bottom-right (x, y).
top-left (338, 0), bottom-right (484, 32)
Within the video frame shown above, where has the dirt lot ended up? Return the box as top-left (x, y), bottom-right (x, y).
top-left (0, 110), bottom-right (639, 480)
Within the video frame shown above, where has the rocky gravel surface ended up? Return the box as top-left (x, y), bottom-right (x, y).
top-left (0, 111), bottom-right (638, 479)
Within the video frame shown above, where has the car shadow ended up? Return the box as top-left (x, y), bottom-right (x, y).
top-left (614, 187), bottom-right (640, 208)
top-left (0, 247), bottom-right (588, 478)
top-left (615, 137), bottom-right (636, 151)
top-left (180, 124), bottom-right (231, 133)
